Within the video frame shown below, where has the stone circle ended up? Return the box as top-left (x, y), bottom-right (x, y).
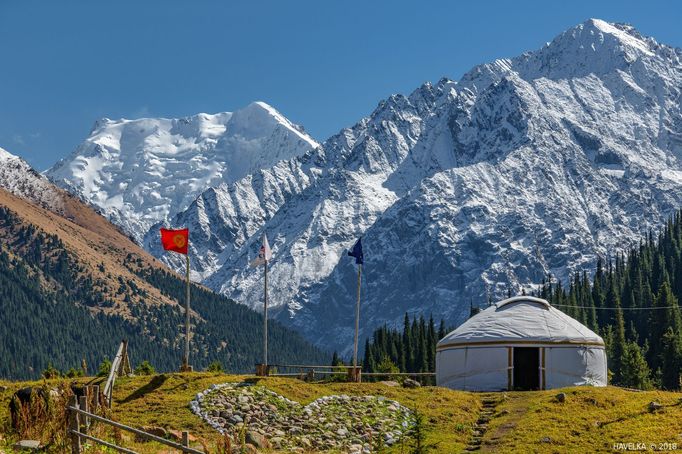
top-left (190, 383), bottom-right (415, 452)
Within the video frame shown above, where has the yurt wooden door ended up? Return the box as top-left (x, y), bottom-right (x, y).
top-left (513, 347), bottom-right (540, 390)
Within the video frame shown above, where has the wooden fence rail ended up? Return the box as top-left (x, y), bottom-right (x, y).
top-left (103, 340), bottom-right (132, 407)
top-left (361, 372), bottom-right (436, 376)
top-left (67, 396), bottom-right (202, 454)
top-left (266, 364), bottom-right (350, 369)
top-left (257, 363), bottom-right (435, 383)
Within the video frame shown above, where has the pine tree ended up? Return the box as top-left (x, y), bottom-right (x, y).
top-left (362, 339), bottom-right (373, 372)
top-left (592, 258), bottom-right (607, 326)
top-left (649, 279), bottom-right (678, 371)
top-left (611, 303), bottom-right (626, 384)
top-left (438, 319), bottom-right (446, 341)
top-left (402, 313), bottom-right (412, 372)
top-left (427, 315), bottom-right (436, 372)
top-left (660, 327), bottom-right (682, 390)
top-left (619, 341), bottom-right (652, 390)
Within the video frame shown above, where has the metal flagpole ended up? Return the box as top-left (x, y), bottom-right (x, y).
top-left (352, 263), bottom-right (362, 371)
top-left (263, 259), bottom-right (268, 367)
top-left (183, 254), bottom-right (191, 371)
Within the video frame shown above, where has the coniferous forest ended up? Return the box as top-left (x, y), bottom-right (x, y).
top-left (363, 211), bottom-right (682, 390)
top-left (0, 205), bottom-right (327, 380)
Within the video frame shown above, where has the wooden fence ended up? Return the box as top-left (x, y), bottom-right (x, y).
top-left (256, 363), bottom-right (435, 383)
top-left (67, 395), bottom-right (202, 454)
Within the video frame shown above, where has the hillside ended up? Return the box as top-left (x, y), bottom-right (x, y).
top-left (0, 374), bottom-right (680, 453)
top-left (0, 176), bottom-right (327, 379)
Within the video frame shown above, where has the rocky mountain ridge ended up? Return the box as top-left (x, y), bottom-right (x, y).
top-left (44, 19), bottom-right (682, 353)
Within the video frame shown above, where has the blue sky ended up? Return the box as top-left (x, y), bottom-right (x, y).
top-left (1, 0), bottom-right (681, 170)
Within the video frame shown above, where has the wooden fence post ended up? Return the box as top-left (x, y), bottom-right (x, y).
top-left (79, 395), bottom-right (89, 433)
top-left (91, 385), bottom-right (100, 414)
top-left (347, 367), bottom-right (361, 383)
top-left (182, 431), bottom-right (189, 448)
top-left (68, 395), bottom-right (81, 454)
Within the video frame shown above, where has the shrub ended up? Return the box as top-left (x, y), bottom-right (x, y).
top-left (376, 356), bottom-right (400, 381)
top-left (207, 361), bottom-right (223, 373)
top-left (42, 363), bottom-right (60, 379)
top-left (64, 367), bottom-right (83, 378)
top-left (97, 359), bottom-right (112, 377)
top-left (134, 360), bottom-right (156, 376)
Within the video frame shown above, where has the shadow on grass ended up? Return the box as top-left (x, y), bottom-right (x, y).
top-left (119, 374), bottom-right (168, 403)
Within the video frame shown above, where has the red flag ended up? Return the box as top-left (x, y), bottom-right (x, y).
top-left (160, 228), bottom-right (189, 255)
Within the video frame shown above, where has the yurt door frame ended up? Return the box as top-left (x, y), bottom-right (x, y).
top-left (507, 346), bottom-right (546, 390)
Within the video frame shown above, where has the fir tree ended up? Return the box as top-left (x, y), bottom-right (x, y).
top-left (618, 341), bottom-right (652, 390)
top-left (660, 327), bottom-right (682, 390)
top-left (438, 319), bottom-right (446, 341)
top-left (611, 303), bottom-right (626, 384)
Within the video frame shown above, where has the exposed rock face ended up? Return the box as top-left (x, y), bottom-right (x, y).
top-left (190, 383), bottom-right (414, 452)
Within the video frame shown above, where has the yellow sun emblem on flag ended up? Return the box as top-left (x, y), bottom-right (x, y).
top-left (173, 234), bottom-right (187, 248)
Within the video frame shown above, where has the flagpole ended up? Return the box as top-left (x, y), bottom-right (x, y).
top-left (183, 253), bottom-right (191, 371)
top-left (352, 263), bottom-right (362, 371)
top-left (263, 259), bottom-right (268, 367)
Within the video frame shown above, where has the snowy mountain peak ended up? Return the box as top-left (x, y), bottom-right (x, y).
top-left (228, 101), bottom-right (315, 146)
top-left (517, 18), bottom-right (663, 80)
top-left (549, 18), bottom-right (655, 59)
top-left (0, 146), bottom-right (18, 161)
top-left (459, 19), bottom-right (672, 95)
top-left (47, 102), bottom-right (319, 242)
top-left (0, 146), bottom-right (66, 213)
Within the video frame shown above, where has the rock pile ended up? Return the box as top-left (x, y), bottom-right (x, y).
top-left (190, 383), bottom-right (415, 453)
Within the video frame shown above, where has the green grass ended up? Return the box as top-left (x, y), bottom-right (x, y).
top-left (1, 374), bottom-right (681, 453)
top-left (482, 387), bottom-right (682, 453)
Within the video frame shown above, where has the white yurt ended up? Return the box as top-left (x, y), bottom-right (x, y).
top-left (436, 296), bottom-right (607, 391)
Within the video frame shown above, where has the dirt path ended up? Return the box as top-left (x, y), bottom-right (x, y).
top-left (463, 394), bottom-right (503, 452)
top-left (479, 394), bottom-right (530, 452)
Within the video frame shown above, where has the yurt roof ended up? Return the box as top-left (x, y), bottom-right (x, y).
top-left (437, 296), bottom-right (604, 348)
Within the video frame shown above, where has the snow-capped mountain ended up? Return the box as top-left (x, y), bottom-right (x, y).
top-left (0, 146), bottom-right (66, 213)
top-left (47, 102), bottom-right (318, 242)
top-left (55, 19), bottom-right (682, 354)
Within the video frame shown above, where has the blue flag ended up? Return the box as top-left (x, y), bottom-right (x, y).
top-left (348, 238), bottom-right (363, 265)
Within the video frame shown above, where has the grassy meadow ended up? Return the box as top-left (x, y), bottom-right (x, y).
top-left (0, 373), bottom-right (680, 453)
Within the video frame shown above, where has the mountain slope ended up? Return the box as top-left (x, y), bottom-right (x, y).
top-left (0, 151), bottom-right (327, 379)
top-left (143, 19), bottom-right (682, 353)
top-left (46, 102), bottom-right (318, 242)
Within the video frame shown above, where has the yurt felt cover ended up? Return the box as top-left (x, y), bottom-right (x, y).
top-left (436, 297), bottom-right (607, 390)
top-left (438, 296), bottom-right (604, 347)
